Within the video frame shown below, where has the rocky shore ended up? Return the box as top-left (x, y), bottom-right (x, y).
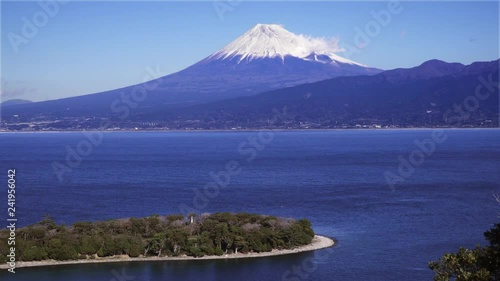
top-left (0, 235), bottom-right (335, 269)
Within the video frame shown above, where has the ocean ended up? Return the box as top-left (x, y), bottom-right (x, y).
top-left (0, 129), bottom-right (498, 280)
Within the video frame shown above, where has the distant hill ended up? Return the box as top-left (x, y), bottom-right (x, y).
top-left (1, 59), bottom-right (498, 130)
top-left (1, 99), bottom-right (33, 107)
top-left (139, 59), bottom-right (499, 128)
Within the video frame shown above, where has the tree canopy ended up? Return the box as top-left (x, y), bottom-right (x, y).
top-left (428, 223), bottom-right (500, 281)
top-left (0, 213), bottom-right (315, 262)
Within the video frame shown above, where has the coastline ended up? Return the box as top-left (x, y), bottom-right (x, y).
top-left (0, 127), bottom-right (498, 134)
top-left (0, 235), bottom-right (335, 269)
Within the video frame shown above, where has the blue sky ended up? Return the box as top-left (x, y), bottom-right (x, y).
top-left (2, 1), bottom-right (499, 102)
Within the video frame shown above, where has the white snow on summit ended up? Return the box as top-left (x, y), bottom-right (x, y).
top-left (210, 24), bottom-right (364, 66)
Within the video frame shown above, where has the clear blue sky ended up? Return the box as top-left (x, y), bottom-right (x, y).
top-left (2, 1), bottom-right (499, 102)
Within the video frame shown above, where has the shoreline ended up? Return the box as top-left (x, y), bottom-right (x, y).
top-left (0, 127), bottom-right (498, 134)
top-left (0, 235), bottom-right (335, 269)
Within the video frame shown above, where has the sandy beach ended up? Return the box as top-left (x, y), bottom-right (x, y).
top-left (0, 235), bottom-right (335, 269)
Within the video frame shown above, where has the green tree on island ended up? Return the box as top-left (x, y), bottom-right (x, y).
top-left (0, 212), bottom-right (315, 262)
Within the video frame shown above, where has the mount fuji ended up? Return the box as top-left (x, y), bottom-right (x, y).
top-left (166, 23), bottom-right (381, 95)
top-left (211, 23), bottom-right (355, 63)
top-left (2, 24), bottom-right (381, 117)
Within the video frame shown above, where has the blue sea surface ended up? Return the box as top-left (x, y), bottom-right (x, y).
top-left (0, 129), bottom-right (499, 281)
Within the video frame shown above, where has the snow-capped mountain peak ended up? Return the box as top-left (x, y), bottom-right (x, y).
top-left (209, 23), bottom-right (364, 66)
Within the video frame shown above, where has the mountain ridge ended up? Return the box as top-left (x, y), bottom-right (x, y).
top-left (134, 58), bottom-right (499, 129)
top-left (1, 24), bottom-right (380, 118)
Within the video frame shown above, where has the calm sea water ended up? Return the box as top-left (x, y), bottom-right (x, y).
top-left (0, 129), bottom-right (499, 281)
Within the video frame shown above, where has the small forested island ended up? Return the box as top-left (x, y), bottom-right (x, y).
top-left (0, 213), bottom-right (333, 267)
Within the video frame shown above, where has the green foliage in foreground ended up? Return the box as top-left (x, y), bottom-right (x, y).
top-left (0, 213), bottom-right (314, 262)
top-left (428, 223), bottom-right (500, 281)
